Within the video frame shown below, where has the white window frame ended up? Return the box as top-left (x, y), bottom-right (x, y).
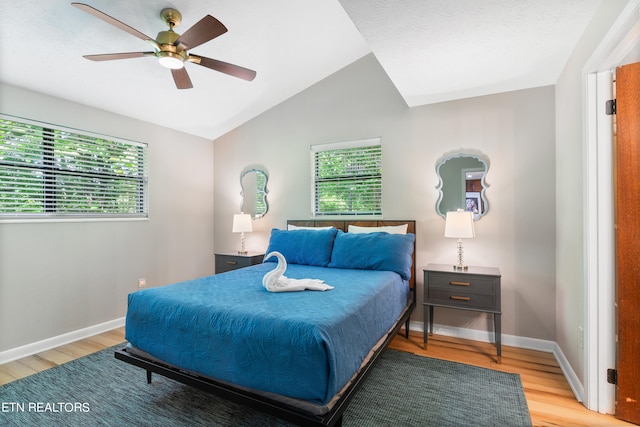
top-left (0, 114), bottom-right (148, 221)
top-left (310, 137), bottom-right (382, 217)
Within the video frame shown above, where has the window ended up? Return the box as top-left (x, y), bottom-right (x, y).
top-left (311, 138), bottom-right (382, 216)
top-left (0, 115), bottom-right (148, 220)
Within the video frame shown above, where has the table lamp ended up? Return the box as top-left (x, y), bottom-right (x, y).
top-left (444, 209), bottom-right (475, 270)
top-left (232, 213), bottom-right (252, 254)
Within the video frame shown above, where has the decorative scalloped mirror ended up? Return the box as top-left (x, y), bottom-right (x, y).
top-left (436, 151), bottom-right (490, 220)
top-left (240, 169), bottom-right (269, 219)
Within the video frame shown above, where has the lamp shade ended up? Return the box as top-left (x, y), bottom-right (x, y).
top-left (232, 213), bottom-right (253, 233)
top-left (444, 209), bottom-right (475, 238)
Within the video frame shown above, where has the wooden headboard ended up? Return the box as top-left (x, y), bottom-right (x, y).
top-left (287, 220), bottom-right (417, 290)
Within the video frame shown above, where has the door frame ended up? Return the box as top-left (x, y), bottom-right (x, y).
top-left (583, 0), bottom-right (640, 414)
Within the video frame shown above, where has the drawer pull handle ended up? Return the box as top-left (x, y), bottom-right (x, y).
top-left (450, 281), bottom-right (471, 287)
top-left (450, 295), bottom-right (471, 301)
top-left (226, 261), bottom-right (238, 265)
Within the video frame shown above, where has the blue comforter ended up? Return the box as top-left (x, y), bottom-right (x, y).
top-left (125, 263), bottom-right (409, 405)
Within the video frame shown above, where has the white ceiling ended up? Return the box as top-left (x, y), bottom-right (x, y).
top-left (339, 0), bottom-right (602, 106)
top-left (0, 1), bottom-right (603, 140)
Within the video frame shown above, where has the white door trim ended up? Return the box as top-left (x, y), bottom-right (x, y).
top-left (583, 0), bottom-right (640, 413)
top-left (584, 70), bottom-right (616, 413)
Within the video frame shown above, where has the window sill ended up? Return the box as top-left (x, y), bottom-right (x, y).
top-left (0, 217), bottom-right (149, 224)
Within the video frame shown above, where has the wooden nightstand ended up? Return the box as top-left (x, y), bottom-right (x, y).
top-left (423, 263), bottom-right (502, 360)
top-left (215, 251), bottom-right (264, 273)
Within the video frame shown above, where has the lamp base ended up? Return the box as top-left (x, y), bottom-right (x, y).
top-left (238, 232), bottom-right (247, 255)
top-left (453, 238), bottom-right (468, 271)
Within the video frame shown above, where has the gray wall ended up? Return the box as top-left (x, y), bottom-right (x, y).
top-left (214, 54), bottom-right (557, 341)
top-left (0, 84), bottom-right (215, 352)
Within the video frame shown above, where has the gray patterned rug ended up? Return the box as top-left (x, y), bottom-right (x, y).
top-left (0, 346), bottom-right (531, 426)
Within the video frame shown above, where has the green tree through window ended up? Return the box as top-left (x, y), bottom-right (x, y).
top-left (311, 138), bottom-right (382, 216)
top-left (0, 116), bottom-right (148, 219)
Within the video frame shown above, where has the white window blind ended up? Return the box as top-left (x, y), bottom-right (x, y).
top-left (311, 138), bottom-right (382, 216)
top-left (0, 115), bottom-right (148, 219)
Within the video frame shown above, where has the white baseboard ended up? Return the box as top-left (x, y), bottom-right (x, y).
top-left (0, 317), bottom-right (125, 365)
top-left (408, 320), bottom-right (555, 351)
top-left (407, 320), bottom-right (583, 402)
top-left (552, 341), bottom-right (584, 402)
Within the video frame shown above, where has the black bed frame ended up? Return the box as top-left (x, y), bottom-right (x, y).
top-left (115, 220), bottom-right (416, 426)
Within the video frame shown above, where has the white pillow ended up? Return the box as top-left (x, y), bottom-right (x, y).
top-left (287, 224), bottom-right (335, 231)
top-left (348, 224), bottom-right (408, 234)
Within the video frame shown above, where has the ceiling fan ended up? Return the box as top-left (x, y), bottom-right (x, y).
top-left (71, 2), bottom-right (256, 89)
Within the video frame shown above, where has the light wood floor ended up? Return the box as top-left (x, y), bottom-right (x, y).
top-left (0, 328), bottom-right (635, 426)
top-left (390, 331), bottom-right (636, 427)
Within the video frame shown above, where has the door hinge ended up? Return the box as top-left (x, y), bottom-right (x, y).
top-left (607, 368), bottom-right (618, 385)
top-left (606, 99), bottom-right (616, 115)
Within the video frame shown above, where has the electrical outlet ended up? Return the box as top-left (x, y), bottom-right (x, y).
top-left (138, 278), bottom-right (146, 288)
top-left (578, 326), bottom-right (584, 350)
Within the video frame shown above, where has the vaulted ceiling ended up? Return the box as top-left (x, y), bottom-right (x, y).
top-left (0, 1), bottom-right (602, 140)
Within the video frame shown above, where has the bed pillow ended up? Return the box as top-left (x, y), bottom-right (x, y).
top-left (287, 224), bottom-right (335, 231)
top-left (328, 230), bottom-right (415, 280)
top-left (347, 224), bottom-right (408, 234)
top-left (264, 227), bottom-right (338, 267)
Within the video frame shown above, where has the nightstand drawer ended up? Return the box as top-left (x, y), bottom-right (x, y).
top-left (428, 273), bottom-right (496, 296)
top-left (215, 252), bottom-right (264, 273)
top-left (216, 255), bottom-right (252, 272)
top-left (427, 288), bottom-right (497, 311)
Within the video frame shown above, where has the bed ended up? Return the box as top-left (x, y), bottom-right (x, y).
top-left (115, 220), bottom-right (416, 426)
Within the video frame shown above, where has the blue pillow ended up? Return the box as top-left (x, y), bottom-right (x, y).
top-left (328, 231), bottom-right (415, 280)
top-left (264, 228), bottom-right (338, 267)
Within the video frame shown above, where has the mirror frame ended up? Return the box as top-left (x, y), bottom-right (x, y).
top-left (435, 150), bottom-right (490, 220)
top-left (240, 168), bottom-right (269, 219)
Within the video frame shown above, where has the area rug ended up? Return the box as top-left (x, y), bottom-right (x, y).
top-left (0, 346), bottom-right (531, 426)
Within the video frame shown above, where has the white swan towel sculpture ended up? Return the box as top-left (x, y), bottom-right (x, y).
top-left (262, 251), bottom-right (334, 292)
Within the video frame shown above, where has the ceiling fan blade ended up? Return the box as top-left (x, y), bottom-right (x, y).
top-left (175, 15), bottom-right (227, 50)
top-left (193, 56), bottom-right (256, 81)
top-left (72, 3), bottom-right (153, 42)
top-left (83, 52), bottom-right (155, 61)
top-left (171, 68), bottom-right (193, 89)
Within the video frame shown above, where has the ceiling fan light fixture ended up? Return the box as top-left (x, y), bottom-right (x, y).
top-left (158, 51), bottom-right (184, 69)
top-left (73, 4), bottom-right (257, 87)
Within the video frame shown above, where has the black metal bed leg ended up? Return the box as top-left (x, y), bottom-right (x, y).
top-left (334, 414), bottom-right (343, 426)
top-left (146, 370), bottom-right (152, 384)
top-left (405, 319), bottom-right (410, 338)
